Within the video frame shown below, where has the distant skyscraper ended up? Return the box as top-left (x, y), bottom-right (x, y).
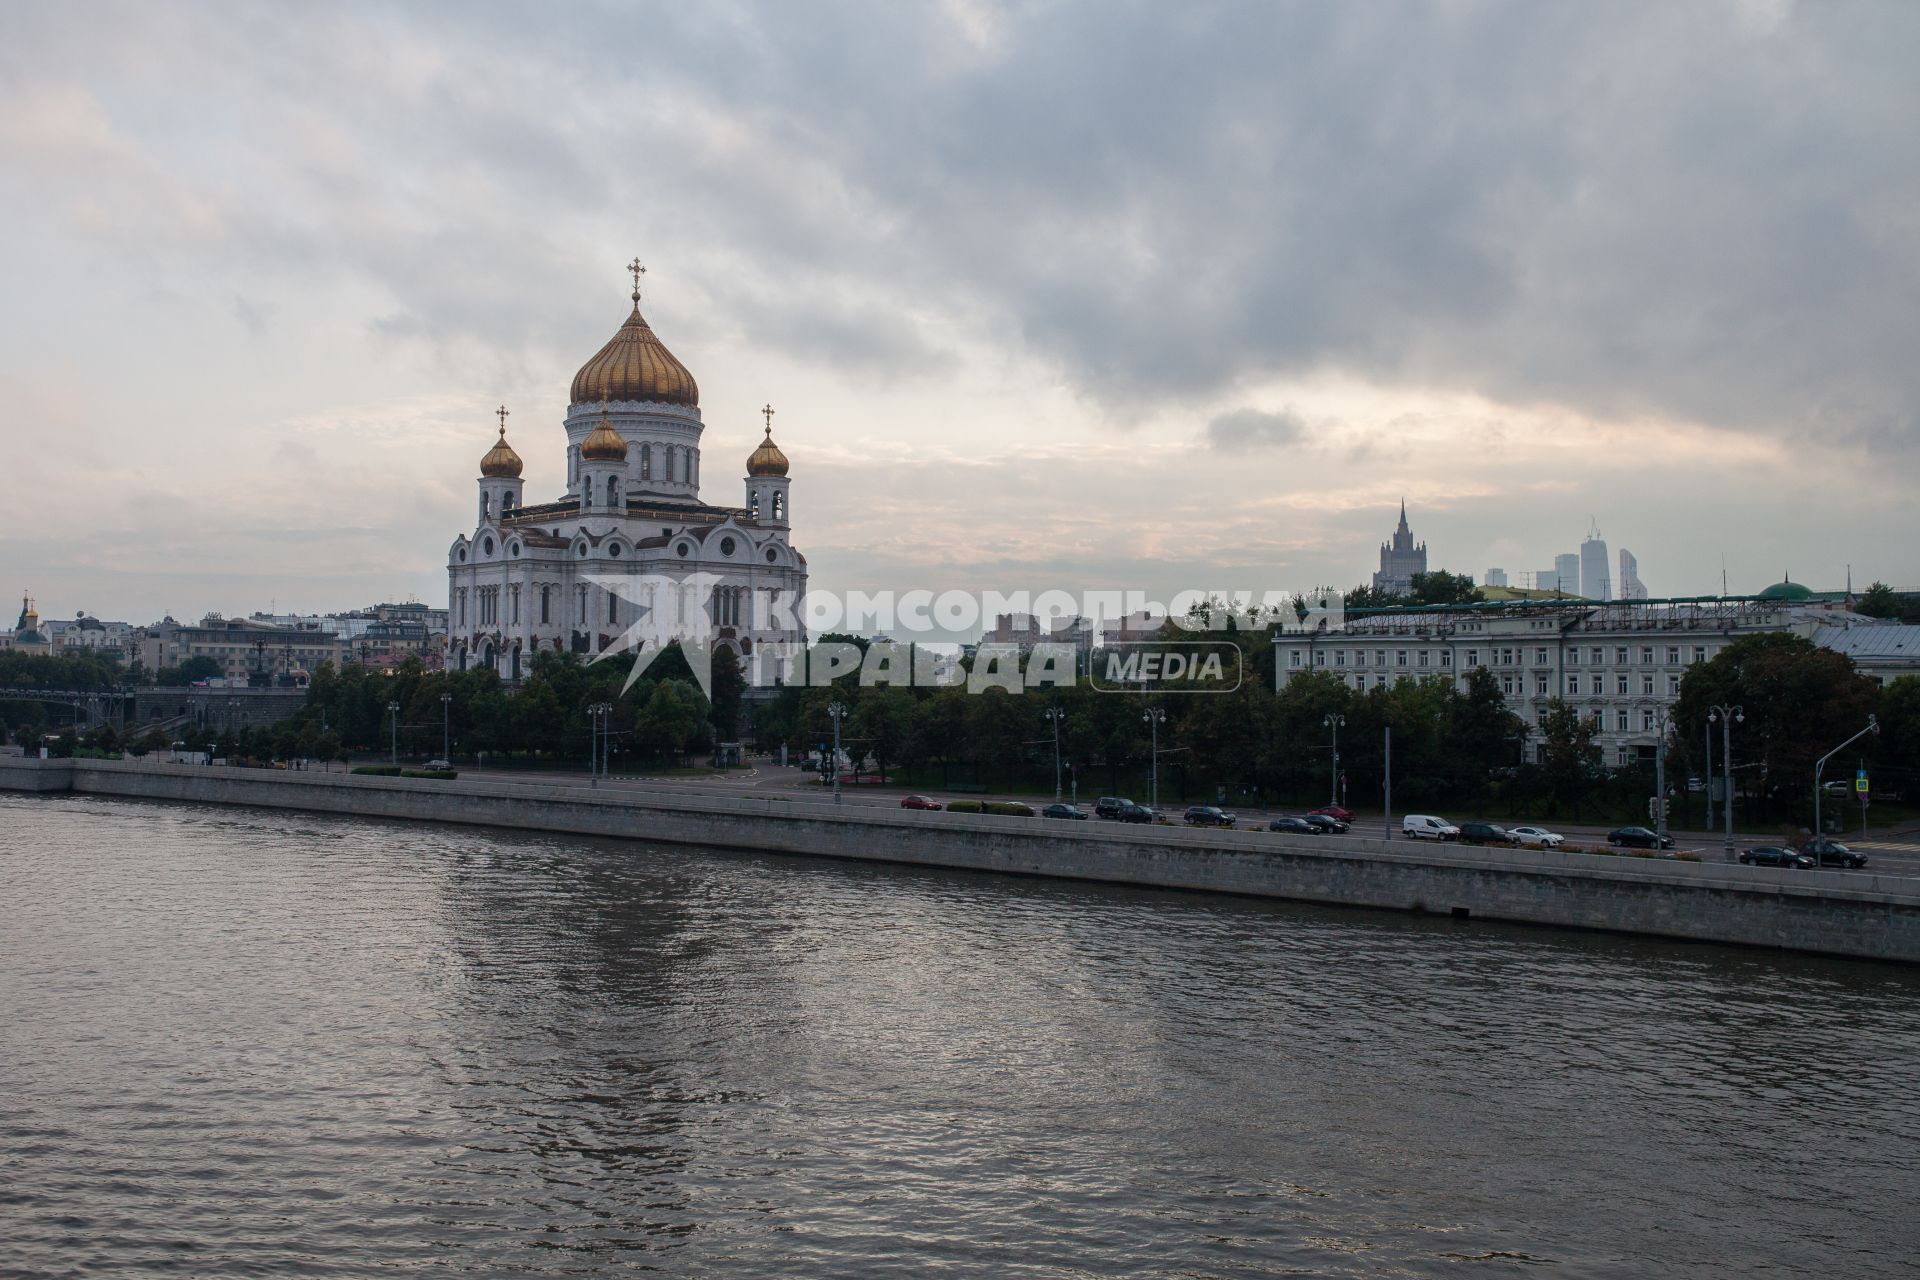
top-left (1580, 522), bottom-right (1611, 601)
top-left (1485, 567), bottom-right (1508, 588)
top-left (1372, 500), bottom-right (1428, 596)
top-left (1554, 553), bottom-right (1582, 595)
top-left (1618, 548), bottom-right (1647, 599)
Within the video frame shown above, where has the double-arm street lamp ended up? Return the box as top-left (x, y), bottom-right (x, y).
top-left (1814, 715), bottom-right (1877, 840)
top-left (1044, 705), bottom-right (1066, 801)
top-left (1323, 713), bottom-right (1345, 807)
top-left (827, 701), bottom-right (848, 804)
top-left (387, 700), bottom-right (400, 765)
top-left (1142, 706), bottom-right (1167, 811)
top-left (1707, 703), bottom-right (1743, 853)
top-left (440, 692), bottom-right (452, 763)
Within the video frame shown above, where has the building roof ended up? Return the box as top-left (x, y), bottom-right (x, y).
top-left (1815, 624), bottom-right (1920, 664)
top-left (570, 291), bottom-right (699, 408)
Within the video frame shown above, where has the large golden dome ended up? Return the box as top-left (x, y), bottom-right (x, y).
top-left (570, 285), bottom-right (699, 407)
top-left (580, 411), bottom-right (629, 462)
top-left (479, 426), bottom-right (523, 477)
top-left (746, 426), bottom-right (789, 477)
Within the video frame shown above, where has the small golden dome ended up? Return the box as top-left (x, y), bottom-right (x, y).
top-left (479, 426), bottom-right (523, 478)
top-left (570, 290), bottom-right (699, 407)
top-left (746, 426), bottom-right (789, 477)
top-left (580, 411), bottom-right (629, 462)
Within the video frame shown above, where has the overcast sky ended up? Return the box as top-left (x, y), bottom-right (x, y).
top-left (4, 0), bottom-right (1917, 625)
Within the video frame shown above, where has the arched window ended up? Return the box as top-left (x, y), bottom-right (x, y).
top-left (607, 476), bottom-right (620, 506)
top-left (540, 586), bottom-right (551, 624)
top-left (640, 443), bottom-right (651, 480)
top-left (748, 491), bottom-right (760, 518)
top-left (480, 493), bottom-right (491, 521)
top-left (772, 492), bottom-right (785, 522)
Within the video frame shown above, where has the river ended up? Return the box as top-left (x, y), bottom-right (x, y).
top-left (2, 793), bottom-right (1916, 1277)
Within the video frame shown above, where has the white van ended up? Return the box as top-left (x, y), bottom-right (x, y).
top-left (1402, 814), bottom-right (1460, 841)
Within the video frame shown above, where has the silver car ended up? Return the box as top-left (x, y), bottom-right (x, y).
top-left (1507, 825), bottom-right (1565, 848)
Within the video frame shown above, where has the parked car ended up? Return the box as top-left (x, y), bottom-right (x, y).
top-left (1184, 805), bottom-right (1237, 828)
top-left (1310, 805), bottom-right (1356, 823)
top-left (1507, 825), bottom-right (1564, 848)
top-left (1607, 826), bottom-right (1675, 850)
top-left (899, 794), bottom-right (944, 811)
top-left (1299, 813), bottom-right (1348, 834)
top-left (1739, 846), bottom-right (1816, 869)
top-left (1094, 796), bottom-right (1133, 820)
top-left (1268, 816), bottom-right (1320, 835)
top-left (1041, 803), bottom-right (1089, 820)
top-left (1799, 839), bottom-right (1869, 869)
top-left (1402, 814), bottom-right (1460, 841)
top-left (1821, 780), bottom-right (1854, 797)
top-left (424, 758), bottom-right (452, 771)
top-left (1116, 802), bottom-right (1157, 824)
top-left (1458, 821), bottom-right (1519, 846)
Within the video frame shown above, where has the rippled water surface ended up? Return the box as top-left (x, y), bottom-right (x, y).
top-left (3, 793), bottom-right (1918, 1277)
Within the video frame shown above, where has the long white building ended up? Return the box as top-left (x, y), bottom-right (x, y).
top-left (1273, 593), bottom-right (1883, 767)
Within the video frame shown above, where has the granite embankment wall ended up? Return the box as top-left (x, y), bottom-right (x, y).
top-left (5, 756), bottom-right (1917, 963)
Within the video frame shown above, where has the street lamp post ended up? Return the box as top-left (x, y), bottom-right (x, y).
top-left (827, 701), bottom-right (847, 804)
top-left (1323, 713), bottom-right (1345, 807)
top-left (1045, 705), bottom-right (1066, 801)
top-left (1642, 704), bottom-right (1674, 846)
top-left (1703, 716), bottom-right (1714, 833)
top-left (588, 702), bottom-right (611, 783)
top-left (440, 692), bottom-right (452, 763)
top-left (1814, 715), bottom-right (1878, 840)
top-left (1707, 703), bottom-right (1743, 855)
top-left (1142, 707), bottom-right (1166, 811)
top-left (387, 700), bottom-right (400, 765)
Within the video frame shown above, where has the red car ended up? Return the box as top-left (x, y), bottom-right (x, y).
top-left (1310, 805), bottom-right (1355, 823)
top-left (899, 794), bottom-right (944, 811)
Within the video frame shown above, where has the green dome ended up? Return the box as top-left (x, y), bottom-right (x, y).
top-left (1758, 577), bottom-right (1812, 601)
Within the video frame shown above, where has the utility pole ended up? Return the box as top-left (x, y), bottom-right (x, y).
top-left (440, 692), bottom-right (452, 763)
top-left (1383, 724), bottom-right (1392, 840)
top-left (1703, 716), bottom-right (1714, 834)
top-left (387, 700), bottom-right (399, 765)
top-left (828, 701), bottom-right (847, 804)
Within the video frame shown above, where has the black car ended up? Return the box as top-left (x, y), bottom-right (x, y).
top-left (1115, 802), bottom-right (1156, 824)
top-left (1299, 813), bottom-right (1349, 835)
top-left (1094, 796), bottom-right (1132, 819)
top-left (1268, 816), bottom-right (1320, 835)
top-left (1607, 826), bottom-right (1676, 850)
top-left (1799, 839), bottom-right (1869, 869)
top-left (1739, 846), bottom-right (1816, 869)
top-left (1459, 821), bottom-right (1518, 846)
top-left (1041, 803), bottom-right (1089, 820)
top-left (1184, 805), bottom-right (1237, 828)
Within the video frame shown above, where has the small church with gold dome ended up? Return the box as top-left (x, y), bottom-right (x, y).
top-left (447, 264), bottom-right (808, 683)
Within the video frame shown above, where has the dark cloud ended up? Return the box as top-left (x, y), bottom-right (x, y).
top-left (6, 0), bottom-right (1919, 452)
top-left (1205, 407), bottom-right (1308, 452)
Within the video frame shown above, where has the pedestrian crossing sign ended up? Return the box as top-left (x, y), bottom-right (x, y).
top-left (1856, 770), bottom-right (1869, 793)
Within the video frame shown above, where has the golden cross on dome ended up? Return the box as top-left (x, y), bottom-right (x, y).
top-left (761, 403), bottom-right (776, 434)
top-left (628, 258), bottom-right (646, 300)
top-left (495, 405), bottom-right (510, 435)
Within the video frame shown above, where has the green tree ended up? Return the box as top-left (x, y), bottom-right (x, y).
top-left (1857, 582), bottom-right (1898, 619)
top-left (1406, 570), bottom-right (1484, 606)
top-left (1537, 699), bottom-right (1602, 816)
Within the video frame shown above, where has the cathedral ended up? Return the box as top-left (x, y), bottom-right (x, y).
top-left (448, 265), bottom-right (808, 684)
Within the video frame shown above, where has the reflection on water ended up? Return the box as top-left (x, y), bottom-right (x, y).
top-left (2, 792), bottom-right (1916, 1277)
